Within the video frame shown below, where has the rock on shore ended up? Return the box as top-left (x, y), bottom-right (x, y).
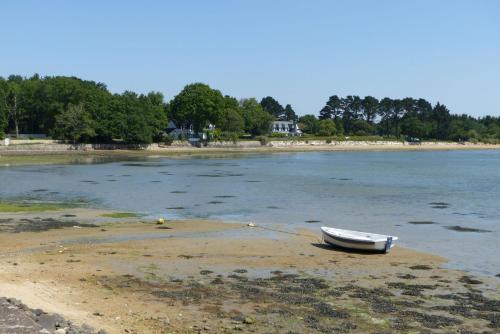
top-left (0, 297), bottom-right (99, 334)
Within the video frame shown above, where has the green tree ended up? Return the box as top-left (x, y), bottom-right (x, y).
top-left (298, 114), bottom-right (320, 134)
top-left (318, 119), bottom-right (336, 136)
top-left (284, 104), bottom-right (297, 122)
top-left (260, 96), bottom-right (284, 120)
top-left (170, 83), bottom-right (224, 133)
top-left (0, 78), bottom-right (8, 138)
top-left (218, 95), bottom-right (244, 134)
top-left (341, 95), bottom-right (362, 134)
top-left (4, 78), bottom-right (26, 137)
top-left (350, 119), bottom-right (375, 136)
top-left (361, 96), bottom-right (379, 123)
top-left (401, 115), bottom-right (427, 139)
top-left (114, 91), bottom-right (167, 144)
top-left (220, 108), bottom-right (244, 134)
top-left (242, 98), bottom-right (273, 136)
top-left (432, 103), bottom-right (451, 140)
top-left (53, 103), bottom-right (95, 143)
top-left (377, 98), bottom-right (405, 137)
top-left (124, 112), bottom-right (152, 144)
top-left (319, 95), bottom-right (342, 120)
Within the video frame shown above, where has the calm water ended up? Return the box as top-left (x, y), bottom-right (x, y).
top-left (1, 150), bottom-right (499, 276)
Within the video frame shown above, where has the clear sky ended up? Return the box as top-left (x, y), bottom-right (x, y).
top-left (1, 0), bottom-right (499, 117)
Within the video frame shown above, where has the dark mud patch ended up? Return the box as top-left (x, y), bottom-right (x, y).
top-left (429, 202), bottom-right (450, 209)
top-left (266, 205), bottom-right (280, 209)
top-left (32, 189), bottom-right (48, 192)
top-left (429, 202), bottom-right (450, 206)
top-left (200, 270), bottom-right (214, 275)
top-left (401, 310), bottom-right (461, 328)
top-left (205, 162), bottom-right (240, 167)
top-left (0, 217), bottom-right (97, 233)
top-left (214, 195), bottom-right (236, 198)
top-left (245, 180), bottom-right (262, 183)
top-left (445, 226), bottom-right (491, 233)
top-left (196, 173), bottom-right (244, 178)
top-left (305, 220), bottom-right (321, 224)
top-left (386, 282), bottom-right (438, 297)
top-left (106, 179), bottom-right (117, 182)
top-left (79, 180), bottom-right (99, 184)
top-left (397, 273), bottom-right (417, 279)
top-left (408, 221), bottom-right (436, 225)
top-left (409, 265), bottom-right (433, 270)
top-left (122, 163), bottom-right (169, 167)
top-left (458, 276), bottom-right (483, 285)
top-left (166, 207), bottom-right (185, 210)
top-left (150, 180), bottom-right (161, 183)
top-left (207, 201), bottom-right (224, 205)
top-left (170, 191), bottom-right (187, 194)
top-left (431, 205), bottom-right (449, 209)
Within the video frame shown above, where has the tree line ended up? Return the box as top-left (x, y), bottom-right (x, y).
top-left (0, 75), bottom-right (297, 143)
top-left (299, 95), bottom-right (500, 142)
top-left (1, 74), bottom-right (499, 144)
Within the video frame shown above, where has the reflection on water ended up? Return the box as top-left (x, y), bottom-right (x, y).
top-left (1, 150), bottom-right (500, 276)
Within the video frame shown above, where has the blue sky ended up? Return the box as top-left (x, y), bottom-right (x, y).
top-left (0, 0), bottom-right (499, 117)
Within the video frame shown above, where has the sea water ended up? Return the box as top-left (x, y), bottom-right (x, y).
top-left (1, 150), bottom-right (499, 276)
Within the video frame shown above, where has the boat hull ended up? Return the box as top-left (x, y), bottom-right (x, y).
top-left (321, 228), bottom-right (396, 253)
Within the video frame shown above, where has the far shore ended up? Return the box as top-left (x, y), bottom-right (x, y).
top-left (1, 140), bottom-right (499, 166)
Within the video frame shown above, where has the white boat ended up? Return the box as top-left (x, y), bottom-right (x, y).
top-left (321, 226), bottom-right (398, 253)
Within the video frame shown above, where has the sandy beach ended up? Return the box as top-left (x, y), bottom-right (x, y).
top-left (0, 208), bottom-right (498, 333)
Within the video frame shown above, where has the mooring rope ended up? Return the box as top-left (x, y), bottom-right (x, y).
top-left (249, 224), bottom-right (323, 243)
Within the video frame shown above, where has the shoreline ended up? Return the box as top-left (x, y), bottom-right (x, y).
top-left (0, 208), bottom-right (499, 333)
top-left (1, 141), bottom-right (499, 167)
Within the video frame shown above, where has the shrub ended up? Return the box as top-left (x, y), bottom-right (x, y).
top-left (271, 132), bottom-right (287, 138)
top-left (164, 134), bottom-right (174, 146)
top-left (255, 135), bottom-right (269, 146)
top-left (221, 131), bottom-right (239, 143)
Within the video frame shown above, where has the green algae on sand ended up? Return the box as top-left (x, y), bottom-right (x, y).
top-left (100, 212), bottom-right (139, 218)
top-left (0, 201), bottom-right (78, 213)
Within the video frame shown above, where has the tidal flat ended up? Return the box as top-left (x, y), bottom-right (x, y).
top-left (0, 208), bottom-right (498, 334)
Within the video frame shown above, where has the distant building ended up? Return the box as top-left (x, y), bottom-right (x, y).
top-left (166, 121), bottom-right (193, 139)
top-left (272, 121), bottom-right (302, 136)
top-left (165, 121), bottom-right (215, 140)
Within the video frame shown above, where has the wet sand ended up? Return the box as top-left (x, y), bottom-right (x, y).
top-left (0, 209), bottom-right (498, 333)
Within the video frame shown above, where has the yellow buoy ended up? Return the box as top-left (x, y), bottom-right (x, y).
top-left (157, 217), bottom-right (165, 224)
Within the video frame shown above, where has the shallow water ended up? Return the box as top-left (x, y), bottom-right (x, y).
top-left (1, 150), bottom-right (499, 276)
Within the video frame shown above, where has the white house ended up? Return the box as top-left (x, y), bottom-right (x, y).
top-left (272, 121), bottom-right (302, 136)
